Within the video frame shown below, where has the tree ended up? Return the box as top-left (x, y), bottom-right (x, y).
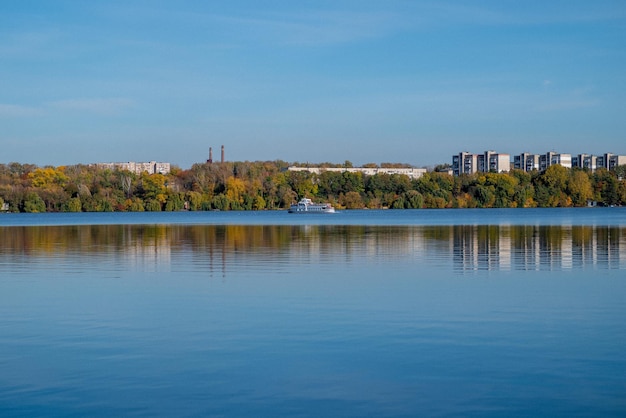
top-left (434, 163), bottom-right (452, 172)
top-left (139, 173), bottom-right (167, 210)
top-left (473, 183), bottom-right (495, 208)
top-left (568, 170), bottom-right (593, 206)
top-left (28, 167), bottom-right (68, 188)
top-left (185, 191), bottom-right (204, 211)
top-left (23, 192), bottom-right (46, 213)
top-left (211, 194), bottom-right (230, 210)
top-left (165, 192), bottom-right (184, 211)
top-left (145, 199), bottom-right (162, 211)
top-left (593, 169), bottom-right (620, 206)
top-left (225, 176), bottom-right (246, 206)
top-left (536, 165), bottom-right (570, 207)
top-left (64, 197), bottom-right (82, 212)
top-left (403, 190), bottom-right (424, 208)
top-left (253, 195), bottom-right (266, 210)
top-left (120, 172), bottom-right (133, 198)
top-left (340, 191), bottom-right (364, 209)
top-left (287, 171), bottom-right (317, 198)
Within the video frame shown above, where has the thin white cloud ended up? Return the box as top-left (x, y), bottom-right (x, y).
top-left (535, 99), bottom-right (600, 112)
top-left (224, 10), bottom-right (400, 46)
top-left (0, 103), bottom-right (40, 118)
top-left (0, 29), bottom-right (66, 59)
top-left (416, 1), bottom-right (626, 26)
top-left (47, 98), bottom-right (134, 115)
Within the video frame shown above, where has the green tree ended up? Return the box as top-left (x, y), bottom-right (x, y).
top-left (139, 173), bottom-right (167, 208)
top-left (340, 191), bottom-right (364, 209)
top-left (165, 192), bottom-right (184, 211)
top-left (64, 197), bottom-right (82, 212)
top-left (253, 195), bottom-right (266, 210)
top-left (403, 190), bottom-right (424, 208)
top-left (145, 199), bottom-right (162, 212)
top-left (23, 192), bottom-right (46, 213)
top-left (568, 170), bottom-right (593, 206)
top-left (287, 171), bottom-right (318, 199)
top-left (211, 194), bottom-right (230, 210)
top-left (185, 191), bottom-right (204, 211)
top-left (536, 165), bottom-right (571, 207)
top-left (593, 169), bottom-right (620, 206)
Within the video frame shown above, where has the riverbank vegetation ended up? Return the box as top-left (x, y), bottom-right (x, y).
top-left (1, 161), bottom-right (625, 212)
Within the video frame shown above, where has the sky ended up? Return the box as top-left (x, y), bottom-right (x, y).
top-left (1, 0), bottom-right (625, 169)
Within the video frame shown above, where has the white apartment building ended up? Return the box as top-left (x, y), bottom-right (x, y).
top-left (550, 153), bottom-right (572, 168)
top-left (499, 151), bottom-right (625, 174)
top-left (452, 152), bottom-right (478, 176)
top-left (452, 151), bottom-right (510, 176)
top-left (95, 161), bottom-right (171, 175)
top-left (600, 153), bottom-right (626, 170)
top-left (572, 154), bottom-right (597, 171)
top-left (287, 166), bottom-right (427, 180)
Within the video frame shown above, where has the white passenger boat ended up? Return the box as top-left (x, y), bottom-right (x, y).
top-left (288, 198), bottom-right (335, 213)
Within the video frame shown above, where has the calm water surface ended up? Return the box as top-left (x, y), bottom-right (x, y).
top-left (1, 209), bottom-right (625, 417)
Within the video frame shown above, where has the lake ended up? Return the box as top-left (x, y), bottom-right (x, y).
top-left (1, 209), bottom-right (625, 417)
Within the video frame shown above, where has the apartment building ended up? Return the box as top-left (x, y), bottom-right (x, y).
top-left (598, 153), bottom-right (626, 170)
top-left (95, 161), bottom-right (171, 175)
top-left (454, 149), bottom-right (625, 176)
top-left (288, 166), bottom-right (427, 180)
top-left (452, 151), bottom-right (510, 176)
top-left (572, 154), bottom-right (597, 171)
top-left (452, 152), bottom-right (478, 176)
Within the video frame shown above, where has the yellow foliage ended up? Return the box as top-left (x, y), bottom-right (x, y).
top-left (28, 167), bottom-right (69, 188)
top-left (225, 177), bottom-right (246, 204)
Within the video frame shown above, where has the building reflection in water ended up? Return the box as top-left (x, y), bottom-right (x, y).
top-left (448, 225), bottom-right (626, 271)
top-left (0, 224), bottom-right (624, 276)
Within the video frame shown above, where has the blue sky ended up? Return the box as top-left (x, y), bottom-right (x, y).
top-left (1, 0), bottom-right (625, 168)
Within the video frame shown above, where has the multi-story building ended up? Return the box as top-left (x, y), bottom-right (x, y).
top-left (572, 154), bottom-right (597, 171)
top-left (452, 152), bottom-right (480, 176)
top-left (456, 150), bottom-right (625, 176)
top-left (550, 153), bottom-right (572, 168)
top-left (514, 153), bottom-right (541, 172)
top-left (525, 154), bottom-right (541, 172)
top-left (487, 152), bottom-right (510, 173)
top-left (95, 161), bottom-right (171, 175)
top-left (452, 151), bottom-right (509, 176)
top-left (287, 166), bottom-right (426, 179)
top-left (514, 153), bottom-right (529, 170)
top-left (607, 154), bottom-right (626, 170)
top-left (539, 152), bottom-right (555, 171)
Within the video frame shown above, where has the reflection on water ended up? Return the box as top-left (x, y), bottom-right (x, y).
top-left (1, 224), bottom-right (624, 275)
top-left (1, 221), bottom-right (626, 417)
top-left (448, 225), bottom-right (626, 271)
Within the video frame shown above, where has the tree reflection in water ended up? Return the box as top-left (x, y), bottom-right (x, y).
top-left (1, 224), bottom-right (624, 274)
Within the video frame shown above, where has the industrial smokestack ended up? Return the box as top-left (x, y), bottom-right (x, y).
top-left (207, 147), bottom-right (213, 164)
top-left (221, 145), bottom-right (224, 163)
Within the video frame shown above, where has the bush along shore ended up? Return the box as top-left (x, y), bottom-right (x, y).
top-left (1, 161), bottom-right (625, 213)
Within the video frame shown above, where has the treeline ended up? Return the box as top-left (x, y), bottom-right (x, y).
top-left (1, 161), bottom-right (625, 213)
